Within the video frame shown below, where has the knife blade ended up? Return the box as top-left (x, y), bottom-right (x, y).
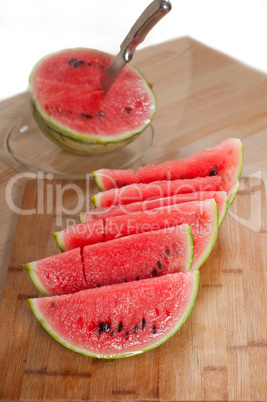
top-left (101, 0), bottom-right (172, 93)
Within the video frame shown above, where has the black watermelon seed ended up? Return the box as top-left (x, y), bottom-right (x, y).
top-left (125, 332), bottom-right (129, 339)
top-left (97, 284), bottom-right (100, 287)
top-left (122, 184), bottom-right (128, 187)
top-left (88, 62), bottom-right (92, 66)
top-left (99, 322), bottom-right (104, 335)
top-left (114, 182), bottom-right (118, 187)
top-left (165, 248), bottom-right (170, 256)
top-left (134, 325), bottom-right (137, 333)
top-left (110, 331), bottom-right (114, 336)
top-left (125, 107), bottom-right (132, 114)
top-left (152, 269), bottom-right (157, 277)
top-left (124, 280), bottom-right (127, 282)
top-left (209, 166), bottom-right (218, 176)
top-left (136, 276), bottom-right (140, 281)
top-left (153, 325), bottom-right (157, 334)
top-left (118, 321), bottom-right (123, 332)
top-left (81, 113), bottom-right (92, 119)
top-left (51, 302), bottom-right (55, 308)
top-left (98, 110), bottom-right (105, 117)
top-left (74, 60), bottom-right (84, 68)
top-left (68, 58), bottom-right (77, 66)
top-left (104, 322), bottom-right (111, 332)
top-left (142, 318), bottom-right (146, 329)
top-left (157, 261), bottom-right (162, 269)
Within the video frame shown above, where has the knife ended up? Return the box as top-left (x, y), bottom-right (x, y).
top-left (101, 0), bottom-right (172, 93)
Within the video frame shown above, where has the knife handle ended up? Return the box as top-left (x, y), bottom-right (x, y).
top-left (120, 0), bottom-right (172, 63)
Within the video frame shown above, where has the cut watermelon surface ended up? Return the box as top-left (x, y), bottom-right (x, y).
top-left (104, 199), bottom-right (219, 271)
top-left (91, 176), bottom-right (238, 208)
top-left (81, 190), bottom-right (228, 227)
top-left (23, 248), bottom-right (87, 296)
top-left (54, 219), bottom-right (104, 252)
top-left (83, 225), bottom-right (193, 288)
top-left (29, 49), bottom-right (156, 154)
top-left (29, 271), bottom-right (199, 358)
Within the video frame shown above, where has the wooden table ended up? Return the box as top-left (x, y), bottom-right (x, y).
top-left (0, 37), bottom-right (266, 401)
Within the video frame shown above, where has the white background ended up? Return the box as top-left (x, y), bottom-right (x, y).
top-left (1, 0), bottom-right (267, 101)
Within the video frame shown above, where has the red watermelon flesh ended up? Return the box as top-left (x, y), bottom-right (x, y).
top-left (23, 248), bottom-right (87, 296)
top-left (30, 49), bottom-right (155, 140)
top-left (28, 271), bottom-right (199, 358)
top-left (105, 199), bottom-right (219, 270)
top-left (93, 168), bottom-right (138, 191)
top-left (136, 138), bottom-right (243, 182)
top-left (83, 226), bottom-right (193, 288)
top-left (91, 176), bottom-right (238, 208)
top-left (82, 190), bottom-right (228, 227)
top-left (54, 219), bottom-right (104, 252)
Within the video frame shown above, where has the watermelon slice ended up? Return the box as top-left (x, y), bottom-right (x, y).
top-left (93, 168), bottom-right (138, 191)
top-left (24, 226), bottom-right (193, 296)
top-left (23, 248), bottom-right (88, 296)
top-left (105, 199), bottom-right (219, 270)
top-left (29, 48), bottom-right (156, 155)
top-left (137, 138), bottom-right (243, 183)
top-left (28, 271), bottom-right (199, 358)
top-left (54, 219), bottom-right (104, 252)
top-left (91, 176), bottom-right (239, 208)
top-left (92, 138), bottom-right (243, 188)
top-left (83, 225), bottom-right (193, 288)
top-left (82, 190), bottom-right (228, 227)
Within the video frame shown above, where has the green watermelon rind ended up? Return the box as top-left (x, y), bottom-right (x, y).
top-left (23, 262), bottom-right (50, 297)
top-left (218, 193), bottom-right (229, 227)
top-left (28, 270), bottom-right (199, 359)
top-left (92, 170), bottom-right (108, 191)
top-left (234, 140), bottom-right (243, 180)
top-left (91, 192), bottom-right (103, 208)
top-left (29, 48), bottom-right (157, 155)
top-left (228, 180), bottom-right (240, 206)
top-left (184, 224), bottom-right (194, 271)
top-left (53, 232), bottom-right (66, 252)
top-left (192, 199), bottom-right (219, 271)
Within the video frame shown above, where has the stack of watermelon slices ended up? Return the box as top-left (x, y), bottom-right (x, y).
top-left (25, 138), bottom-right (243, 359)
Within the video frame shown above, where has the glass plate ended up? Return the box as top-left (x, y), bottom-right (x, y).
top-left (6, 118), bottom-right (154, 178)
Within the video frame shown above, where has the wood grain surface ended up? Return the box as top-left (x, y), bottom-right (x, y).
top-left (0, 36), bottom-right (267, 400)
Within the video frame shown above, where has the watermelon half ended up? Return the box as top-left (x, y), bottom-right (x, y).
top-left (29, 48), bottom-right (156, 155)
top-left (81, 190), bottom-right (229, 227)
top-left (28, 271), bottom-right (199, 359)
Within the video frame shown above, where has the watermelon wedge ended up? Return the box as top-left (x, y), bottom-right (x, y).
top-left (83, 225), bottom-right (193, 288)
top-left (28, 270), bottom-right (199, 359)
top-left (93, 168), bottom-right (138, 191)
top-left (24, 226), bottom-right (193, 296)
top-left (91, 176), bottom-right (238, 208)
top-left (23, 248), bottom-right (88, 296)
top-left (136, 138), bottom-right (243, 183)
top-left (29, 48), bottom-right (156, 155)
top-left (54, 219), bottom-right (104, 252)
top-left (82, 190), bottom-right (228, 227)
top-left (105, 199), bottom-right (219, 270)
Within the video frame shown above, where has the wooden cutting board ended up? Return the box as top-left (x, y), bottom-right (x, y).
top-left (0, 37), bottom-right (267, 400)
top-left (0, 178), bottom-right (266, 401)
